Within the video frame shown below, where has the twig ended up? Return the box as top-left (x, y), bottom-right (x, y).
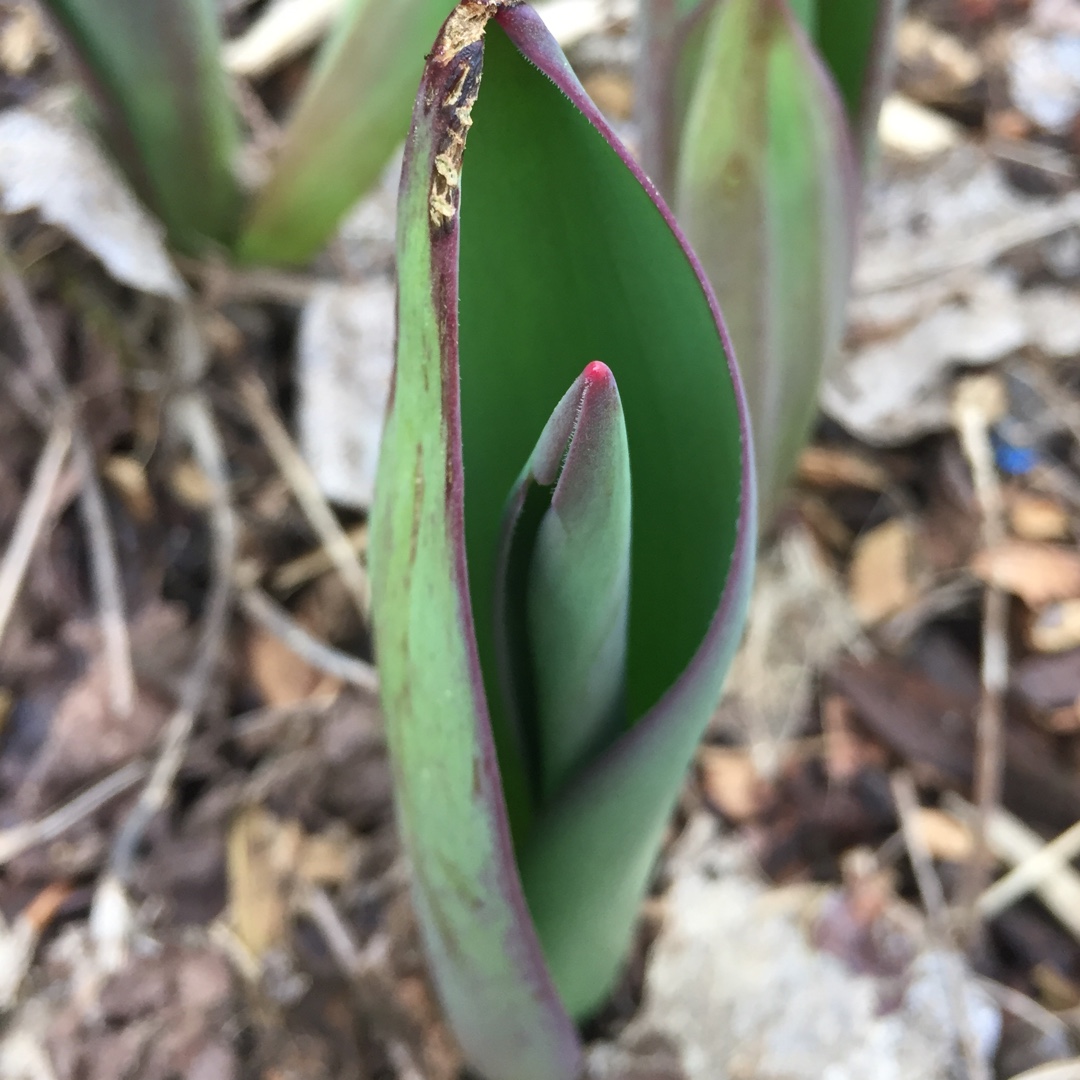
top-left (107, 389), bottom-right (237, 885)
top-left (0, 761), bottom-right (147, 866)
top-left (73, 441), bottom-right (136, 716)
top-left (300, 885), bottom-right (386, 979)
top-left (272, 522), bottom-right (367, 593)
top-left (301, 887), bottom-right (433, 1080)
top-left (237, 373), bottom-right (371, 618)
top-left (0, 882), bottom-right (72, 1008)
top-left (946, 794), bottom-right (1080, 943)
top-left (0, 418), bottom-right (72, 646)
top-left (951, 377), bottom-right (1009, 941)
top-left (237, 584), bottom-right (378, 692)
top-left (979, 817), bottom-right (1080, 922)
top-left (0, 238), bottom-right (135, 716)
top-left (891, 772), bottom-right (992, 1080)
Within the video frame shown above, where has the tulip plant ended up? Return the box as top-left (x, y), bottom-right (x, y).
top-left (369, 3), bottom-right (754, 1078)
top-left (639, 0), bottom-right (900, 526)
top-left (40, 0), bottom-right (455, 262)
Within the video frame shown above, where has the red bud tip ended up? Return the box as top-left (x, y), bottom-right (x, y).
top-left (583, 360), bottom-right (612, 384)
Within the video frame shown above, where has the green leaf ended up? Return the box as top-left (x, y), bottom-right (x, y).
top-left (496, 361), bottom-right (632, 805)
top-left (42, 0), bottom-right (241, 253)
top-left (674, 0), bottom-right (855, 530)
top-left (235, 0), bottom-right (452, 265)
top-left (370, 2), bottom-right (753, 1069)
top-left (815, 0), bottom-right (904, 166)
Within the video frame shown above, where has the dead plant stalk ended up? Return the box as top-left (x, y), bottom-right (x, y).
top-left (952, 377), bottom-right (1009, 941)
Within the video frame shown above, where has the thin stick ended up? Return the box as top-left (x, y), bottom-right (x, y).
top-left (107, 391), bottom-right (236, 884)
top-left (73, 438), bottom-right (135, 715)
top-left (237, 373), bottom-right (371, 618)
top-left (946, 794), bottom-right (1080, 943)
top-left (980, 817), bottom-right (1080, 921)
top-left (952, 377), bottom-right (1009, 940)
top-left (0, 418), bottom-right (72, 646)
top-left (238, 585), bottom-right (378, 692)
top-left (272, 522), bottom-right (367, 593)
top-left (0, 761), bottom-right (146, 866)
top-left (0, 241), bottom-right (135, 716)
top-left (892, 772), bottom-right (991, 1080)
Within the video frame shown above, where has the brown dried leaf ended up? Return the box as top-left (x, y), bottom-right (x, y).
top-left (102, 455), bottom-right (155, 524)
top-left (849, 519), bottom-right (920, 625)
top-left (582, 71), bottom-right (633, 121)
top-left (245, 624), bottom-right (341, 708)
top-left (19, 662), bottom-right (170, 812)
top-left (227, 805), bottom-right (292, 958)
top-left (1044, 703), bottom-right (1080, 734)
top-left (972, 541), bottom-right (1080, 607)
top-left (914, 808), bottom-right (973, 863)
top-left (1007, 490), bottom-right (1071, 542)
top-left (227, 806), bottom-right (359, 960)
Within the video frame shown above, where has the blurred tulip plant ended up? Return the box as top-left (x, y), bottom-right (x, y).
top-left (40, 0), bottom-right (456, 262)
top-left (642, 0), bottom-right (902, 526)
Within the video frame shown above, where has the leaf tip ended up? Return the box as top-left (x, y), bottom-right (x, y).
top-left (582, 359), bottom-right (613, 385)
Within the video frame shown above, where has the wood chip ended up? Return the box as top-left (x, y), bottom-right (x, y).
top-left (849, 519), bottom-right (920, 625)
top-left (972, 541), bottom-right (1080, 607)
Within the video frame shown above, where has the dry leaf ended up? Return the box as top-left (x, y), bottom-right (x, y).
top-left (227, 806), bottom-right (294, 958)
top-left (972, 541), bottom-right (1080, 607)
top-left (698, 747), bottom-right (763, 823)
top-left (227, 807), bottom-right (358, 962)
top-left (297, 281), bottom-right (394, 509)
top-left (1007, 490), bottom-right (1071, 542)
top-left (797, 446), bottom-right (889, 491)
top-left (623, 817), bottom-right (1001, 1080)
top-left (0, 107), bottom-right (182, 298)
top-left (850, 519), bottom-right (919, 625)
top-left (582, 72), bottom-right (633, 121)
top-left (103, 455), bottom-right (155, 524)
top-left (246, 624), bottom-right (341, 708)
top-left (168, 460), bottom-right (213, 509)
top-left (1044, 703), bottom-right (1080, 734)
top-left (915, 808), bottom-right (973, 863)
top-left (825, 142), bottom-right (1080, 446)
